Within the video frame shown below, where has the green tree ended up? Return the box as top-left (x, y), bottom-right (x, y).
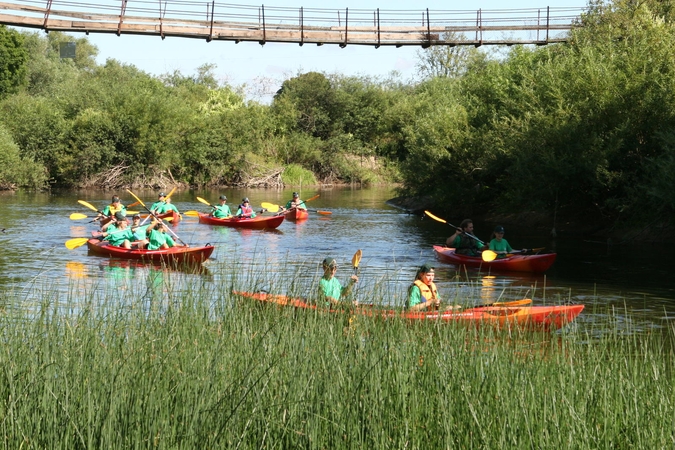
top-left (0, 26), bottom-right (28, 98)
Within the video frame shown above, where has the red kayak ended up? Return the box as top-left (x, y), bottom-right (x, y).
top-left (283, 208), bottom-right (309, 222)
top-left (433, 245), bottom-right (556, 273)
top-left (198, 213), bottom-right (284, 229)
top-left (86, 239), bottom-right (214, 264)
top-left (234, 291), bottom-right (583, 331)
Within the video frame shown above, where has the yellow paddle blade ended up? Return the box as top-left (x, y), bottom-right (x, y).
top-left (305, 194), bottom-right (320, 203)
top-left (352, 249), bottom-right (363, 269)
top-left (491, 299), bottom-right (532, 307)
top-left (482, 250), bottom-right (498, 262)
top-left (65, 237), bottom-right (90, 250)
top-left (196, 196), bottom-right (212, 207)
top-left (69, 213), bottom-right (88, 220)
top-left (165, 186), bottom-right (177, 200)
top-left (261, 202), bottom-right (280, 213)
top-left (126, 210), bottom-right (140, 215)
top-left (183, 210), bottom-right (200, 217)
top-left (424, 210), bottom-right (446, 224)
top-left (78, 200), bottom-right (99, 213)
top-left (126, 189), bottom-right (146, 208)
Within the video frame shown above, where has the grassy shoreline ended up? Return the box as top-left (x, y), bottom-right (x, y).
top-left (1, 280), bottom-right (673, 448)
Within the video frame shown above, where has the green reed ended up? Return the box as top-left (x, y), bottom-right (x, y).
top-left (0, 274), bottom-right (673, 448)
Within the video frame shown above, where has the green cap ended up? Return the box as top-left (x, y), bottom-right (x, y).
top-left (322, 257), bottom-right (337, 268)
top-left (418, 263), bottom-right (434, 273)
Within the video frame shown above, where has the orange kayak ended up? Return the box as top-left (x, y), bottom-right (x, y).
top-left (234, 291), bottom-right (584, 331)
top-left (283, 208), bottom-right (309, 221)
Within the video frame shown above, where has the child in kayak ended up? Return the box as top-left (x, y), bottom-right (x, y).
top-left (146, 220), bottom-right (176, 250)
top-left (236, 198), bottom-right (256, 219)
top-left (488, 226), bottom-right (529, 258)
top-left (282, 192), bottom-right (307, 212)
top-left (318, 257), bottom-right (358, 307)
top-left (407, 263), bottom-right (461, 311)
top-left (211, 195), bottom-right (232, 219)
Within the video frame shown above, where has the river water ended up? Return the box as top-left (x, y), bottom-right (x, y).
top-left (1, 187), bottom-right (673, 334)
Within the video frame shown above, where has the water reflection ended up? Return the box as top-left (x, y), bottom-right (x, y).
top-left (0, 187), bottom-right (674, 336)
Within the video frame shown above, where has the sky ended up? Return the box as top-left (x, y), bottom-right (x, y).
top-left (46, 0), bottom-right (587, 100)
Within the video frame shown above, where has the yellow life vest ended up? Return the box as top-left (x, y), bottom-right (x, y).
top-left (413, 279), bottom-right (439, 302)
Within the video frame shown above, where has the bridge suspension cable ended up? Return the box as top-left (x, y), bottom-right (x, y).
top-left (0, 1), bottom-right (587, 46)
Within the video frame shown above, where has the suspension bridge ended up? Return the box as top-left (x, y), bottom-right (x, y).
top-left (0, 0), bottom-right (587, 47)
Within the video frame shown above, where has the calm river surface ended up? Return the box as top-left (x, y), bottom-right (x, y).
top-left (1, 187), bottom-right (674, 334)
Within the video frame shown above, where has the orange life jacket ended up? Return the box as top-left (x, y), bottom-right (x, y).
top-left (413, 279), bottom-right (438, 302)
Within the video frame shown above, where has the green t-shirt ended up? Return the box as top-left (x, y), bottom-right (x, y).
top-left (147, 229), bottom-right (175, 250)
top-left (133, 224), bottom-right (149, 241)
top-left (285, 200), bottom-right (306, 210)
top-left (155, 203), bottom-right (179, 214)
top-left (102, 205), bottom-right (126, 217)
top-left (213, 204), bottom-right (232, 218)
top-left (489, 238), bottom-right (513, 254)
top-left (408, 285), bottom-right (424, 308)
top-left (318, 276), bottom-right (351, 306)
top-left (105, 228), bottom-right (134, 247)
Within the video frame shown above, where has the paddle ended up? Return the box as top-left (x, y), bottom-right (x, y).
top-left (69, 213), bottom-right (89, 220)
top-left (261, 194), bottom-right (331, 215)
top-left (483, 299), bottom-right (532, 307)
top-left (65, 221), bottom-right (146, 250)
top-left (78, 200), bottom-right (106, 217)
top-left (141, 186), bottom-right (178, 225)
top-left (183, 210), bottom-right (200, 217)
top-left (127, 189), bottom-right (188, 246)
top-left (481, 247), bottom-right (546, 262)
top-left (424, 210), bottom-right (485, 245)
top-left (352, 249), bottom-right (362, 275)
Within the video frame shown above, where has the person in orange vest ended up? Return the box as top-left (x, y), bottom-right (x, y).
top-left (406, 263), bottom-right (461, 311)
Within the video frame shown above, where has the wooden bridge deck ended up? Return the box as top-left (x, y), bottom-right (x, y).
top-left (0, 1), bottom-right (586, 47)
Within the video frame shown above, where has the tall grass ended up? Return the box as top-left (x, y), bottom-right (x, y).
top-left (0, 276), bottom-right (673, 448)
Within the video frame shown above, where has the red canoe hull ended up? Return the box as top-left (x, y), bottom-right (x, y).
top-left (198, 213), bottom-right (284, 229)
top-left (433, 245), bottom-right (556, 273)
top-left (234, 291), bottom-right (583, 331)
top-left (86, 239), bottom-right (214, 264)
top-left (284, 208), bottom-right (309, 221)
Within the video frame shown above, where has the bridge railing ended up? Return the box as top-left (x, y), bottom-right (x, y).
top-left (0, 0), bottom-right (588, 46)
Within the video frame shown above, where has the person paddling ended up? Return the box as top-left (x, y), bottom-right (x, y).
top-left (406, 263), bottom-right (461, 311)
top-left (318, 257), bottom-right (358, 307)
top-left (488, 226), bottom-right (528, 258)
top-left (145, 219), bottom-right (177, 250)
top-left (150, 192), bottom-right (167, 214)
top-left (100, 213), bottom-right (135, 249)
top-left (211, 195), bottom-right (232, 219)
top-left (281, 192), bottom-right (307, 212)
top-left (236, 198), bottom-right (256, 219)
top-left (97, 195), bottom-right (127, 221)
top-left (446, 219), bottom-right (487, 256)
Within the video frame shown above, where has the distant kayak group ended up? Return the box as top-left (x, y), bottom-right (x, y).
top-left (64, 189), bottom-right (580, 329)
